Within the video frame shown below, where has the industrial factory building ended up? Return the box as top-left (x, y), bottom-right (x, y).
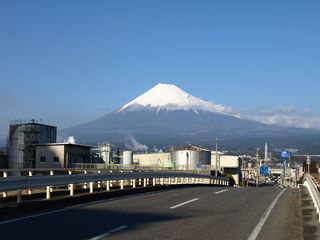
top-left (35, 143), bottom-right (92, 168)
top-left (133, 145), bottom-right (242, 185)
top-left (8, 120), bottom-right (57, 169)
top-left (211, 152), bottom-right (242, 185)
top-left (134, 145), bottom-right (211, 168)
top-left (133, 152), bottom-right (171, 166)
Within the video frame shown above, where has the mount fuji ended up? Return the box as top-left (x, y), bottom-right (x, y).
top-left (60, 83), bottom-right (319, 151)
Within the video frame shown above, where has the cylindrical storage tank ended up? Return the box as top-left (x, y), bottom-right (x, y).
top-left (171, 149), bottom-right (211, 166)
top-left (123, 150), bottom-right (133, 165)
top-left (9, 121), bottom-right (57, 170)
top-left (171, 150), bottom-right (200, 166)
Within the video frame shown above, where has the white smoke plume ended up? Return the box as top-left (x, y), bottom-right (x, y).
top-left (67, 136), bottom-right (76, 144)
top-left (125, 135), bottom-right (148, 152)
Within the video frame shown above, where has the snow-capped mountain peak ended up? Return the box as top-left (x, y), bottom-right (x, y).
top-left (118, 83), bottom-right (238, 116)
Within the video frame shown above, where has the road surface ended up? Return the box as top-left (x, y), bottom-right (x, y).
top-left (0, 186), bottom-right (302, 240)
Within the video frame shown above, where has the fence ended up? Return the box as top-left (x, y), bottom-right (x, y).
top-left (0, 169), bottom-right (229, 204)
top-left (303, 174), bottom-right (320, 221)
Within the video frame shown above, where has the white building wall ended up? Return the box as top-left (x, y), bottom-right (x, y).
top-left (211, 154), bottom-right (241, 185)
top-left (211, 154), bottom-right (239, 168)
top-left (133, 153), bottom-right (171, 166)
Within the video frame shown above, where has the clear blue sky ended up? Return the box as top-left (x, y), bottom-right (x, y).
top-left (1, 0), bottom-right (320, 137)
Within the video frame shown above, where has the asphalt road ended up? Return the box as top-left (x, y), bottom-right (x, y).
top-left (0, 186), bottom-right (302, 240)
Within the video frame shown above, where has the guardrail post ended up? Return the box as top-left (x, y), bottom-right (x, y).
top-left (109, 170), bottom-right (114, 187)
top-left (68, 170), bottom-right (72, 192)
top-left (69, 184), bottom-right (74, 196)
top-left (83, 170), bottom-right (88, 189)
top-left (2, 171), bottom-right (7, 198)
top-left (144, 178), bottom-right (147, 187)
top-left (97, 170), bottom-right (101, 188)
top-left (90, 182), bottom-right (94, 193)
top-left (49, 171), bottom-right (54, 192)
top-left (106, 180), bottom-right (110, 191)
top-left (120, 179), bottom-right (124, 190)
top-left (46, 186), bottom-right (51, 199)
top-left (153, 178), bottom-right (156, 186)
top-left (27, 171), bottom-right (33, 195)
top-left (17, 189), bottom-right (22, 204)
top-left (133, 179), bottom-right (136, 188)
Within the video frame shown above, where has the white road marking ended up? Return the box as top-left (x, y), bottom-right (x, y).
top-left (0, 190), bottom-right (170, 225)
top-left (0, 205), bottom-right (81, 225)
top-left (214, 189), bottom-right (229, 194)
top-left (0, 187), bottom-right (202, 225)
top-left (247, 188), bottom-right (286, 240)
top-left (170, 198), bottom-right (199, 209)
top-left (88, 226), bottom-right (128, 240)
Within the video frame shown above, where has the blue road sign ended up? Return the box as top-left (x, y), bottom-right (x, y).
top-left (280, 150), bottom-right (290, 159)
top-left (196, 162), bottom-right (202, 169)
top-left (260, 166), bottom-right (269, 175)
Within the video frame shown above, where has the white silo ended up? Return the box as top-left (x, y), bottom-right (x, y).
top-left (101, 143), bottom-right (112, 164)
top-left (123, 150), bottom-right (133, 165)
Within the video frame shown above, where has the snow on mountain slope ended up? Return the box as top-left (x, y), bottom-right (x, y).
top-left (119, 83), bottom-right (238, 116)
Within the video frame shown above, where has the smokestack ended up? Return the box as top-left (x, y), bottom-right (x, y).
top-left (264, 142), bottom-right (268, 163)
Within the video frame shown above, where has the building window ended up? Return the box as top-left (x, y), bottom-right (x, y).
top-left (53, 156), bottom-right (59, 163)
top-left (40, 156), bottom-right (46, 163)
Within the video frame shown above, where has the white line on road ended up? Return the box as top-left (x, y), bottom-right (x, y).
top-left (0, 189), bottom-right (176, 225)
top-left (214, 189), bottom-right (229, 194)
top-left (170, 198), bottom-right (199, 209)
top-left (88, 226), bottom-right (128, 240)
top-left (0, 205), bottom-right (83, 225)
top-left (247, 188), bottom-right (286, 240)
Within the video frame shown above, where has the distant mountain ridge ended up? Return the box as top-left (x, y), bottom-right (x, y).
top-left (60, 83), bottom-right (320, 151)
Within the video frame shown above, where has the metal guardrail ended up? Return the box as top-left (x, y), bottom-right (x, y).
top-left (0, 172), bottom-right (226, 192)
top-left (73, 163), bottom-right (217, 171)
top-left (0, 165), bottom-right (216, 177)
top-left (303, 174), bottom-right (320, 221)
top-left (0, 170), bottom-right (229, 204)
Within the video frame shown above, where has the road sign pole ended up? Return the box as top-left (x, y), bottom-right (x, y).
top-left (215, 138), bottom-right (218, 177)
top-left (307, 155), bottom-right (311, 174)
top-left (256, 149), bottom-right (259, 187)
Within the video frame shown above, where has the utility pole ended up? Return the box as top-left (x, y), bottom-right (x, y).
top-left (307, 155), bottom-right (311, 174)
top-left (264, 142), bottom-right (268, 164)
top-left (256, 148), bottom-right (259, 187)
top-left (215, 138), bottom-right (218, 177)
